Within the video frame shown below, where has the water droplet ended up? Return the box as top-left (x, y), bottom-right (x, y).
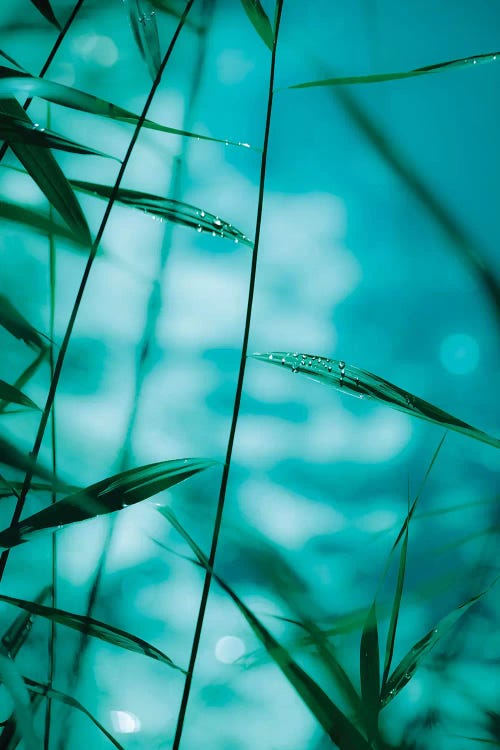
top-left (281, 358), bottom-right (285, 365)
top-left (268, 354), bottom-right (273, 360)
top-left (197, 225), bottom-right (202, 232)
top-left (473, 59), bottom-right (477, 64)
top-left (291, 367), bottom-right (299, 374)
top-left (327, 366), bottom-right (332, 373)
top-left (200, 210), bottom-right (205, 217)
top-left (122, 502), bottom-right (129, 508)
top-left (214, 218), bottom-right (222, 227)
top-left (234, 238), bottom-right (239, 244)
top-left (212, 231), bottom-right (216, 237)
top-left (338, 360), bottom-right (345, 370)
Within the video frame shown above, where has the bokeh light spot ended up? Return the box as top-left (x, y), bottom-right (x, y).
top-left (440, 333), bottom-right (480, 374)
top-left (215, 635), bottom-right (245, 664)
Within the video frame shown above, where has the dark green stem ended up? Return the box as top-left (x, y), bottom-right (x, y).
top-left (0, 0), bottom-right (197, 587)
top-left (171, 3), bottom-right (284, 748)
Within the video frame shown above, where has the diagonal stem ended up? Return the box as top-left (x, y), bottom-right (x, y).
top-left (171, 3), bottom-right (285, 747)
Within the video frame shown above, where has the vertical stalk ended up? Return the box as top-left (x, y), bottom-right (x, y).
top-left (0, 0), bottom-right (197, 583)
top-left (171, 3), bottom-right (284, 747)
top-left (44, 105), bottom-right (57, 750)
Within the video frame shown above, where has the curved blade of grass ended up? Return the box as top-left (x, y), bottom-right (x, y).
top-left (24, 678), bottom-right (124, 750)
top-left (0, 350), bottom-right (47, 415)
top-left (285, 51), bottom-right (500, 90)
top-left (0, 294), bottom-right (46, 349)
top-left (0, 481), bottom-right (78, 499)
top-left (0, 654), bottom-right (37, 750)
top-left (381, 518), bottom-right (409, 690)
top-left (0, 382), bottom-right (39, 411)
top-left (251, 352), bottom-right (500, 449)
top-left (29, 0), bottom-right (60, 29)
top-left (0, 112), bottom-right (119, 160)
top-left (0, 69), bottom-right (257, 149)
top-left (0, 98), bottom-right (91, 243)
top-left (0, 51), bottom-right (24, 69)
top-left (70, 179), bottom-right (253, 246)
top-left (380, 581), bottom-right (498, 707)
top-left (359, 603), bottom-right (380, 741)
top-left (0, 458), bottom-right (217, 549)
top-left (240, 0), bottom-right (274, 51)
top-left (0, 594), bottom-right (182, 669)
top-left (157, 507), bottom-right (372, 750)
top-left (124, 0), bottom-right (162, 80)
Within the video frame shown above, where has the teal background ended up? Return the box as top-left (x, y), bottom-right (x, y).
top-left (0, 1), bottom-right (498, 748)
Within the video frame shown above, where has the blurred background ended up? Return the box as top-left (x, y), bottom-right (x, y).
top-left (0, 0), bottom-right (499, 748)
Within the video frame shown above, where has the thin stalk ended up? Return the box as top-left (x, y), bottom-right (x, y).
top-left (57, 2), bottom-right (214, 741)
top-left (44, 105), bottom-right (57, 750)
top-left (171, 3), bottom-right (285, 747)
top-left (0, 0), bottom-right (197, 587)
top-left (0, 0), bottom-right (85, 163)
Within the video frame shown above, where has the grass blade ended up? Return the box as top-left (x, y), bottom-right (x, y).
top-left (0, 436), bottom-right (58, 484)
top-left (0, 594), bottom-right (182, 669)
top-left (251, 352), bottom-right (500, 449)
top-left (148, 0), bottom-right (202, 31)
top-left (0, 67), bottom-right (257, 147)
top-left (0, 111), bottom-right (119, 160)
top-left (0, 293), bottom-right (46, 349)
top-left (359, 603), bottom-right (380, 741)
top-left (69, 179), bottom-right (253, 245)
top-left (24, 678), bottom-right (124, 750)
top-left (0, 381), bottom-right (39, 411)
top-left (0, 98), bottom-right (91, 243)
top-left (0, 350), bottom-right (47, 415)
top-left (157, 507), bottom-right (372, 750)
top-left (240, 0), bottom-right (274, 51)
top-left (29, 0), bottom-right (60, 29)
top-left (0, 458), bottom-right (217, 548)
top-left (124, 0), bottom-right (162, 80)
top-left (380, 581), bottom-right (498, 707)
top-left (381, 520), bottom-right (409, 689)
top-left (285, 51), bottom-right (500, 89)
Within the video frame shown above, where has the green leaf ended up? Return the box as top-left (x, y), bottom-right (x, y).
top-left (70, 180), bottom-right (253, 246)
top-left (0, 110), bottom-right (120, 160)
top-left (0, 200), bottom-right (86, 246)
top-left (0, 481), bottom-right (78, 499)
top-left (0, 293), bottom-right (45, 349)
top-left (0, 98), bottom-right (91, 243)
top-left (0, 349), bottom-right (47, 415)
top-left (124, 0), bottom-right (162, 80)
top-left (251, 352), bottom-right (500, 449)
top-left (381, 520), bottom-right (408, 689)
top-left (0, 381), bottom-right (39, 410)
top-left (240, 0), bottom-right (274, 51)
top-left (359, 603), bottom-right (380, 741)
top-left (24, 678), bottom-right (124, 750)
top-left (0, 457), bottom-right (217, 548)
top-left (0, 594), bottom-right (182, 669)
top-left (285, 50), bottom-right (500, 90)
top-left (380, 582), bottom-right (498, 707)
top-left (157, 507), bottom-right (372, 750)
top-left (0, 654), bottom-right (37, 750)
top-left (0, 66), bottom-right (257, 149)
top-left (29, 0), bottom-right (60, 29)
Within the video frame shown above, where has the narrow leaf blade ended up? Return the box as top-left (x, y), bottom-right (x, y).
top-left (124, 0), bottom-right (162, 80)
top-left (70, 180), bottom-right (253, 246)
top-left (0, 458), bottom-right (217, 548)
top-left (0, 293), bottom-right (45, 349)
top-left (0, 594), bottom-right (182, 669)
top-left (287, 51), bottom-right (500, 90)
top-left (251, 352), bottom-right (500, 449)
top-left (380, 583), bottom-right (497, 707)
top-left (240, 0), bottom-right (274, 51)
top-left (0, 381), bottom-right (39, 410)
top-left (0, 98), bottom-right (91, 243)
top-left (359, 603), bottom-right (380, 740)
top-left (29, 0), bottom-right (60, 28)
